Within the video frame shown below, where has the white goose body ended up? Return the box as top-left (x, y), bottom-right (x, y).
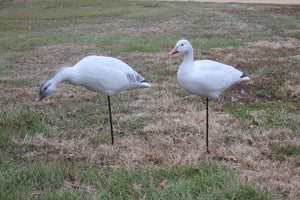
top-left (170, 40), bottom-right (250, 99)
top-left (36, 55), bottom-right (151, 101)
top-left (36, 55), bottom-right (151, 145)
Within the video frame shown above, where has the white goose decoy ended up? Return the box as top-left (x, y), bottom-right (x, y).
top-left (35, 55), bottom-right (151, 144)
top-left (168, 39), bottom-right (250, 153)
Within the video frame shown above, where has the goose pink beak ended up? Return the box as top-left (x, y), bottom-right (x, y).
top-left (168, 46), bottom-right (178, 55)
top-left (35, 92), bottom-right (46, 102)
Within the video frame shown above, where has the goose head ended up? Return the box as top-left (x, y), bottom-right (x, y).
top-left (35, 79), bottom-right (56, 102)
top-left (168, 39), bottom-right (193, 55)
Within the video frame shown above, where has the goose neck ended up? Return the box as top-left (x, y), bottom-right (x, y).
top-left (181, 49), bottom-right (194, 69)
top-left (52, 67), bottom-right (74, 85)
top-left (183, 49), bottom-right (194, 63)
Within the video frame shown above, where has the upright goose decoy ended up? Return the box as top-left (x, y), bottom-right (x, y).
top-left (35, 55), bottom-right (151, 144)
top-left (168, 39), bottom-right (250, 153)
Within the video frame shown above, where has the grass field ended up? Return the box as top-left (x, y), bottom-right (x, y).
top-left (0, 0), bottom-right (299, 199)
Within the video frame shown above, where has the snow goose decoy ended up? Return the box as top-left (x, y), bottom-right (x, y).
top-left (35, 55), bottom-right (151, 144)
top-left (168, 39), bottom-right (250, 153)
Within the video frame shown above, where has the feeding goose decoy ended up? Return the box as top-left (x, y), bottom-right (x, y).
top-left (35, 55), bottom-right (151, 144)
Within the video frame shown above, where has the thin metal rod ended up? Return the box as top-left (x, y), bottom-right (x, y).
top-left (107, 95), bottom-right (114, 145)
top-left (206, 97), bottom-right (210, 154)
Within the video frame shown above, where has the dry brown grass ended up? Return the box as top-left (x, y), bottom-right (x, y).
top-left (1, 2), bottom-right (299, 198)
top-left (2, 37), bottom-right (299, 198)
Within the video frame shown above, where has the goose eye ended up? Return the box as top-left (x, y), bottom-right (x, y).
top-left (43, 83), bottom-right (51, 91)
top-left (181, 44), bottom-right (184, 46)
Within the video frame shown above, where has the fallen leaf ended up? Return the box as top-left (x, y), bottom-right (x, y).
top-left (82, 184), bottom-right (96, 193)
top-left (132, 183), bottom-right (142, 189)
top-left (133, 193), bottom-right (138, 200)
top-left (66, 112), bottom-right (76, 117)
top-left (64, 180), bottom-right (80, 189)
top-left (11, 155), bottom-right (19, 160)
top-left (133, 193), bottom-right (146, 200)
top-left (159, 180), bottom-right (170, 189)
top-left (231, 96), bottom-right (238, 103)
top-left (291, 105), bottom-right (298, 111)
top-left (172, 137), bottom-right (181, 144)
top-left (241, 89), bottom-right (246, 95)
top-left (251, 119), bottom-right (259, 126)
top-left (145, 152), bottom-right (154, 159)
top-left (227, 155), bottom-right (238, 163)
top-left (68, 172), bottom-right (82, 182)
top-left (31, 189), bottom-right (44, 196)
top-left (43, 117), bottom-right (53, 124)
top-left (20, 120), bottom-right (32, 126)
top-left (16, 91), bottom-right (27, 98)
top-left (68, 172), bottom-right (75, 181)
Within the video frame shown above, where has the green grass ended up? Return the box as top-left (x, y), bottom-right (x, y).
top-left (1, 77), bottom-right (35, 88)
top-left (222, 101), bottom-right (300, 131)
top-left (268, 143), bottom-right (300, 162)
top-left (1, 1), bottom-right (298, 54)
top-left (0, 160), bottom-right (278, 200)
top-left (0, 108), bottom-right (50, 142)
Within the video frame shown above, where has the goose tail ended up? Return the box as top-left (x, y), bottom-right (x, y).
top-left (141, 79), bottom-right (152, 87)
top-left (240, 73), bottom-right (250, 82)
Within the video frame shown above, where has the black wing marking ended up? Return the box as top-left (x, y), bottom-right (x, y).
top-left (240, 73), bottom-right (248, 79)
top-left (126, 73), bottom-right (145, 83)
